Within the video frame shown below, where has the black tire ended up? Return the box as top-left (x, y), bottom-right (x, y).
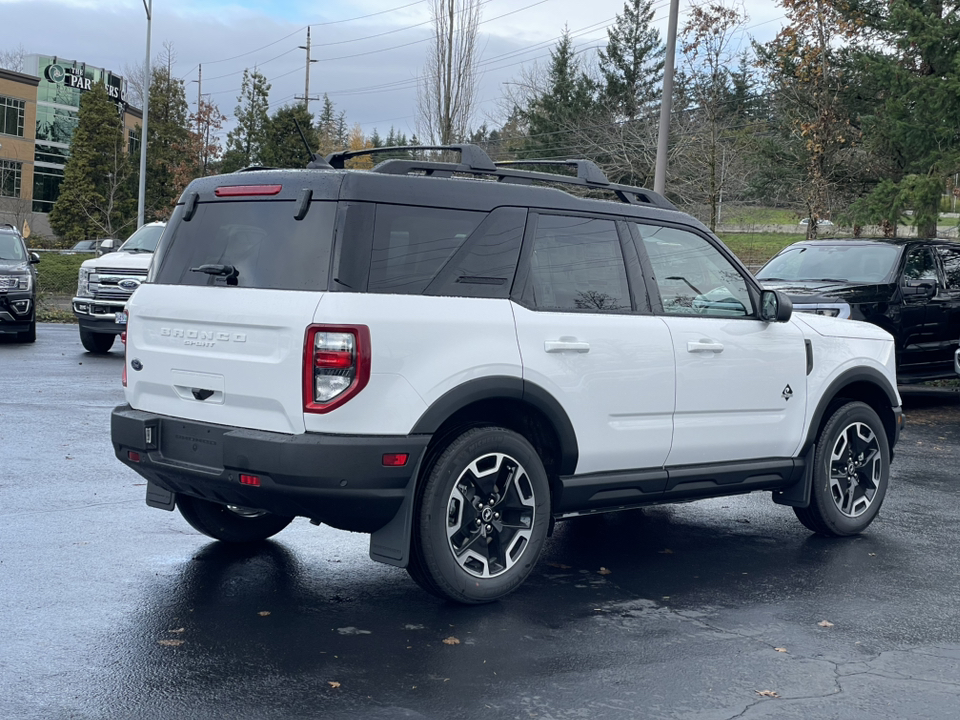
top-left (794, 401), bottom-right (890, 537)
top-left (80, 329), bottom-right (115, 354)
top-left (407, 426), bottom-right (551, 604)
top-left (18, 321), bottom-right (36, 343)
top-left (176, 494), bottom-right (294, 543)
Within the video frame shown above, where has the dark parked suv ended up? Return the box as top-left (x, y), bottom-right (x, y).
top-left (757, 238), bottom-right (960, 382)
top-left (0, 224), bottom-right (39, 343)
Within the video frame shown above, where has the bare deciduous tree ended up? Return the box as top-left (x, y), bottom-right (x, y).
top-left (416, 0), bottom-right (483, 145)
top-left (0, 44), bottom-right (26, 72)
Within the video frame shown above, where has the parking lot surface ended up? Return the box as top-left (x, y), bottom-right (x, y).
top-left (2, 324), bottom-right (960, 719)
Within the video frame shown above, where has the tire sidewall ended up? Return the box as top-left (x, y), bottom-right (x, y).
top-left (417, 427), bottom-right (551, 603)
top-left (812, 401), bottom-right (890, 535)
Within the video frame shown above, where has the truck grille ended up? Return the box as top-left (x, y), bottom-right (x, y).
top-left (95, 268), bottom-right (147, 301)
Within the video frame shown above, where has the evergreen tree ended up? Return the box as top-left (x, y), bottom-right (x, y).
top-left (834, 0), bottom-right (960, 236)
top-left (598, 0), bottom-right (665, 121)
top-left (522, 27), bottom-right (597, 158)
top-left (261, 103), bottom-right (319, 169)
top-left (222, 68), bottom-right (271, 172)
top-left (145, 52), bottom-right (190, 220)
top-left (49, 82), bottom-right (136, 242)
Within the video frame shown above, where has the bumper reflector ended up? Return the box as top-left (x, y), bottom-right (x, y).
top-left (382, 453), bottom-right (409, 467)
top-left (240, 474), bottom-right (261, 487)
top-left (127, 451), bottom-right (141, 463)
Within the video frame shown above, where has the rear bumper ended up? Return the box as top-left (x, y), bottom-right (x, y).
top-left (111, 405), bottom-right (429, 533)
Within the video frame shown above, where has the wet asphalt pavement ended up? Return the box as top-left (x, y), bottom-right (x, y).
top-left (2, 324), bottom-right (960, 720)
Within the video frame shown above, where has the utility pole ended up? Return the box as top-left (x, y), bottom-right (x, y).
top-left (190, 65), bottom-right (202, 133)
top-left (654, 0), bottom-right (680, 196)
top-left (296, 27), bottom-right (319, 113)
top-left (137, 0), bottom-right (152, 229)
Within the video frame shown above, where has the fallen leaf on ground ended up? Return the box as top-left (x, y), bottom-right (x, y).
top-left (258, 611), bottom-right (271, 616)
top-left (755, 690), bottom-right (779, 698)
top-left (818, 620), bottom-right (834, 628)
top-left (658, 549), bottom-right (674, 554)
top-left (169, 628), bottom-right (185, 634)
top-left (598, 567), bottom-right (612, 575)
top-left (337, 626), bottom-right (372, 635)
top-left (868, 553), bottom-right (877, 557)
top-left (774, 647), bottom-right (787, 653)
top-left (157, 639), bottom-right (183, 647)
top-left (442, 636), bottom-right (460, 645)
top-left (547, 562), bottom-right (572, 569)
top-left (328, 681), bottom-right (341, 688)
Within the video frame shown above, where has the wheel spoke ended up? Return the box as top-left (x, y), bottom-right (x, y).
top-left (827, 420), bottom-right (883, 519)
top-left (446, 450), bottom-right (538, 579)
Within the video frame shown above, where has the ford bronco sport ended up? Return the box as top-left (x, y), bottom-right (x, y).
top-left (111, 145), bottom-right (902, 603)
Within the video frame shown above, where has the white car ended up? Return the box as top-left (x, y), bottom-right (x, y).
top-left (799, 217), bottom-right (835, 227)
top-left (73, 222), bottom-right (165, 353)
top-left (111, 146), bottom-right (902, 604)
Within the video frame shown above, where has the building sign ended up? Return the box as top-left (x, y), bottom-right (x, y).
top-left (42, 61), bottom-right (128, 110)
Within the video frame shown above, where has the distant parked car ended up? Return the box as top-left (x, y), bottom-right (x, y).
top-left (62, 240), bottom-right (98, 254)
top-left (799, 218), bottom-right (835, 227)
top-left (757, 237), bottom-right (960, 382)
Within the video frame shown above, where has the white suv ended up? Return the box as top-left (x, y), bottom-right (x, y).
top-left (111, 145), bottom-right (902, 603)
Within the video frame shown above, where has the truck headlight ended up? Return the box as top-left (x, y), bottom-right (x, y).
top-left (77, 268), bottom-right (99, 298)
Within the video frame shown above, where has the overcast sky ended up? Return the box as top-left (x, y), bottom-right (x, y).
top-left (1, 0), bottom-right (786, 137)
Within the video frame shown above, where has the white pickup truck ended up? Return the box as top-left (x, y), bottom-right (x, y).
top-left (72, 222), bottom-right (165, 353)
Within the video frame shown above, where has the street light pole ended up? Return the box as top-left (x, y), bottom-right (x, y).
top-left (654, 0), bottom-right (680, 196)
top-left (137, 0), bottom-right (152, 229)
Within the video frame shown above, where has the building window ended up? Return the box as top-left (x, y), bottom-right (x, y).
top-left (33, 166), bottom-right (64, 213)
top-left (36, 105), bottom-right (78, 144)
top-left (0, 96), bottom-right (25, 137)
top-left (128, 126), bottom-right (141, 156)
top-left (0, 160), bottom-right (22, 198)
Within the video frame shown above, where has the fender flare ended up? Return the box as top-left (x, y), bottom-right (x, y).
top-left (371, 377), bottom-right (579, 568)
top-left (802, 366), bottom-right (899, 451)
top-left (410, 375), bottom-right (579, 475)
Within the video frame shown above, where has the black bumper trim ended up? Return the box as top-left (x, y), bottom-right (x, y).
top-left (112, 405), bottom-right (430, 533)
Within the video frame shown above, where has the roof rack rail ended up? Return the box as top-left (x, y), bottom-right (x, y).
top-left (325, 144), bottom-right (497, 172)
top-left (320, 142), bottom-right (674, 210)
top-left (494, 159), bottom-right (610, 186)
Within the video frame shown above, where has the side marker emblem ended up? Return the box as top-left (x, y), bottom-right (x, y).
top-left (782, 385), bottom-right (793, 401)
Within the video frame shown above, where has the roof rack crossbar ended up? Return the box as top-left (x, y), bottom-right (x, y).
top-left (325, 144), bottom-right (496, 171)
top-left (494, 159), bottom-right (610, 186)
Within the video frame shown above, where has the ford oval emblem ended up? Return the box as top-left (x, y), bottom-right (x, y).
top-left (131, 359), bottom-right (143, 371)
top-left (119, 279), bottom-right (141, 291)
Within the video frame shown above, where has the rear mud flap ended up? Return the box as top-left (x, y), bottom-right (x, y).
top-left (772, 446), bottom-right (813, 509)
top-left (146, 481), bottom-right (176, 511)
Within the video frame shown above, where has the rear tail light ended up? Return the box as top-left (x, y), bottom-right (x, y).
top-left (121, 318), bottom-right (128, 387)
top-left (303, 325), bottom-right (371, 413)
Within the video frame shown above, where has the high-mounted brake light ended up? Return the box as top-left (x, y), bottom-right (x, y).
top-left (214, 185), bottom-right (283, 197)
top-left (303, 325), bottom-right (371, 414)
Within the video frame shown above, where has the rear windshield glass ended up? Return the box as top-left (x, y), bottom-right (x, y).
top-left (152, 201), bottom-right (336, 291)
top-left (757, 244), bottom-right (901, 284)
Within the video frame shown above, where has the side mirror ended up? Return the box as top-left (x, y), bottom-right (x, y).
top-left (760, 289), bottom-right (793, 323)
top-left (29, 252), bottom-right (40, 264)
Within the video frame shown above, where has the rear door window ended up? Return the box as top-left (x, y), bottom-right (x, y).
top-left (523, 214), bottom-right (632, 313)
top-left (152, 201), bottom-right (337, 291)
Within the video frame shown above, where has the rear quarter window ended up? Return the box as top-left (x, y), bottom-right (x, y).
top-left (152, 200), bottom-right (336, 291)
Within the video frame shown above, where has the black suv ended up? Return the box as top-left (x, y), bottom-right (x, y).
top-left (757, 238), bottom-right (960, 383)
top-left (0, 224), bottom-right (39, 343)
